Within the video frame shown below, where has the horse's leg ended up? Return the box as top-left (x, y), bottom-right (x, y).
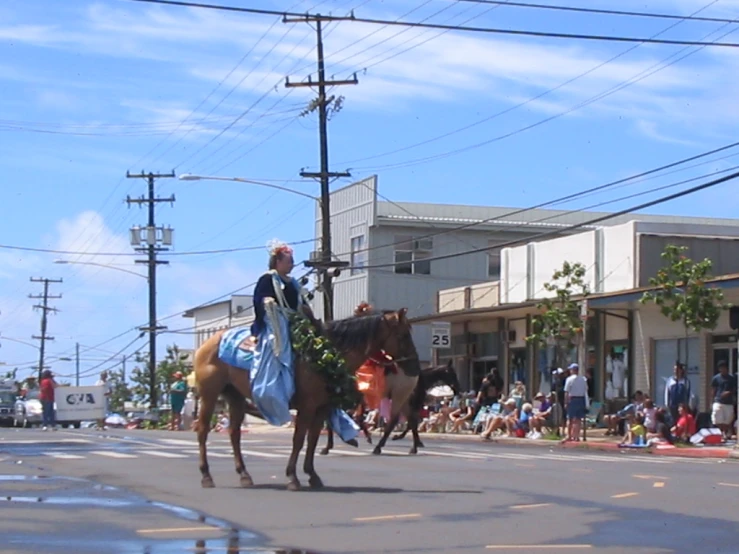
top-left (225, 390), bottom-right (253, 487)
top-left (373, 412), bottom-right (401, 455)
top-left (357, 404), bottom-right (373, 444)
top-left (286, 412), bottom-right (309, 491)
top-left (408, 410), bottom-right (425, 454)
top-left (392, 425), bottom-right (410, 441)
top-left (304, 408), bottom-right (329, 489)
top-left (320, 422), bottom-right (334, 456)
top-left (196, 392), bottom-right (217, 488)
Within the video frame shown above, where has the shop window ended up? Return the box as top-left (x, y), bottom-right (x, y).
top-left (394, 235), bottom-right (432, 275)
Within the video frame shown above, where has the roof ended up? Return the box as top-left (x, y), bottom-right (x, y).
top-left (182, 299), bottom-right (230, 318)
top-left (410, 272), bottom-right (739, 324)
top-left (376, 200), bottom-right (739, 230)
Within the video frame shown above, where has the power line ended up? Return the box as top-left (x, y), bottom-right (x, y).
top-left (28, 278), bottom-right (63, 381)
top-left (351, 21), bottom-right (737, 172)
top-left (125, 0), bottom-right (739, 48)
top-left (334, 0), bottom-right (722, 167)
top-left (348, 169), bottom-right (739, 271)
top-left (454, 0), bottom-right (739, 25)
top-left (333, 138), bottom-right (739, 259)
top-left (0, 237), bottom-right (316, 257)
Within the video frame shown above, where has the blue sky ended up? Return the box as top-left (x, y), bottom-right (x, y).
top-left (1, 0), bottom-right (739, 383)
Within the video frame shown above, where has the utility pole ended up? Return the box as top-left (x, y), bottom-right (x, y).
top-left (284, 14), bottom-right (355, 321)
top-left (29, 278), bottom-right (62, 381)
top-left (126, 170), bottom-right (175, 414)
top-left (75, 342), bottom-right (80, 386)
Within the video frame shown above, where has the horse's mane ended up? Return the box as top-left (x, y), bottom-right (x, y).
top-left (324, 312), bottom-right (388, 351)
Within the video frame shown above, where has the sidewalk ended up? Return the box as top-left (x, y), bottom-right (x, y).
top-left (411, 427), bottom-right (739, 460)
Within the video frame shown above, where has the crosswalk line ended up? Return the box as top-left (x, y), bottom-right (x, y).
top-left (137, 450), bottom-right (188, 459)
top-left (183, 449), bottom-right (232, 458)
top-left (246, 450), bottom-right (285, 458)
top-left (45, 453), bottom-right (85, 460)
top-left (90, 451), bottom-right (137, 459)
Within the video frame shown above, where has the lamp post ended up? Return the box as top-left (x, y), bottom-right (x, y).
top-left (178, 174), bottom-right (348, 319)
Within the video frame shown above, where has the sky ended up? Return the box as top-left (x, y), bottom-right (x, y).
top-left (1, 0), bottom-right (739, 384)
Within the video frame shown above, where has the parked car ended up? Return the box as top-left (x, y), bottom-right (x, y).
top-left (14, 390), bottom-right (43, 428)
top-left (0, 387), bottom-right (16, 426)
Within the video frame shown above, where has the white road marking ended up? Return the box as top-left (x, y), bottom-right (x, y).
top-left (183, 449), bottom-right (232, 458)
top-left (45, 453), bottom-right (85, 460)
top-left (90, 451), bottom-right (137, 459)
top-left (137, 450), bottom-right (188, 459)
top-left (1, 439), bottom-right (92, 445)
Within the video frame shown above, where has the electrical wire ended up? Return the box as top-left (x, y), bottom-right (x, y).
top-left (347, 169), bottom-right (739, 271)
top-left (334, 0), bottom-right (722, 167)
top-left (125, 0), bottom-right (739, 48)
top-left (453, 0), bottom-right (739, 25)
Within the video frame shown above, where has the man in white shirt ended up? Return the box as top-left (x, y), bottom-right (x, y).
top-left (563, 363), bottom-right (589, 442)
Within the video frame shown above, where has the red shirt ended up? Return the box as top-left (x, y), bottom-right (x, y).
top-left (676, 413), bottom-right (696, 437)
top-left (39, 378), bottom-right (55, 402)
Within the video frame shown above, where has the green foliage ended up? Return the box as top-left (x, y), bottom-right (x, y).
top-left (526, 261), bottom-right (590, 366)
top-left (289, 313), bottom-right (362, 411)
top-left (640, 244), bottom-right (731, 338)
top-left (106, 368), bottom-right (131, 414)
top-left (129, 345), bottom-right (191, 406)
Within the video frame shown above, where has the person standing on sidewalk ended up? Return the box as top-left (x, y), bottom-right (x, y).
top-left (711, 361), bottom-right (737, 440)
top-left (39, 370), bottom-right (58, 431)
top-left (169, 372), bottom-right (187, 431)
top-left (665, 362), bottom-right (691, 425)
top-left (563, 363), bottom-right (588, 442)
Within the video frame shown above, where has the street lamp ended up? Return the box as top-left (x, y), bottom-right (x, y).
top-left (178, 174), bottom-right (348, 319)
top-left (178, 174), bottom-right (320, 202)
top-left (54, 260), bottom-right (148, 280)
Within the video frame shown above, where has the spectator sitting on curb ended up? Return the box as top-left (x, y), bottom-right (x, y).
top-left (646, 408), bottom-right (674, 446)
top-left (507, 402), bottom-right (533, 438)
top-left (671, 403), bottom-right (696, 443)
top-left (620, 412), bottom-right (647, 446)
top-left (604, 390), bottom-right (644, 436)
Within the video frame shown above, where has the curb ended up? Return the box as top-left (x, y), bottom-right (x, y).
top-left (393, 430), bottom-right (739, 460)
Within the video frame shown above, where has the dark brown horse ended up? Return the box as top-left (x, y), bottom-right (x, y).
top-left (321, 360), bottom-right (460, 455)
top-left (390, 360), bottom-right (460, 454)
top-left (192, 305), bottom-right (420, 490)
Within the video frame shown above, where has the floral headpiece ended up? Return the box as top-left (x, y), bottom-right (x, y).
top-left (267, 238), bottom-right (293, 258)
top-left (354, 301), bottom-right (373, 316)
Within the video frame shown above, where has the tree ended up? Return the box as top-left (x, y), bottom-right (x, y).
top-left (526, 261), bottom-right (590, 370)
top-left (640, 244), bottom-right (731, 369)
top-left (129, 345), bottom-right (191, 407)
top-left (107, 368), bottom-right (131, 414)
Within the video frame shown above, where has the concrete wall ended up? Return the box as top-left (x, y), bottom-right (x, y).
top-left (602, 222), bottom-right (637, 292)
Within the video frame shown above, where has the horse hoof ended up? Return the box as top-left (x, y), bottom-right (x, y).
top-left (240, 475), bottom-right (254, 487)
top-left (319, 448), bottom-right (330, 456)
top-left (201, 477), bottom-right (215, 489)
top-left (391, 435), bottom-right (402, 441)
top-left (347, 439), bottom-right (359, 448)
top-left (287, 481), bottom-right (301, 492)
top-left (409, 449), bottom-right (418, 455)
top-left (417, 441), bottom-right (425, 449)
top-left (372, 447), bottom-right (382, 456)
top-left (366, 436), bottom-right (373, 445)
top-left (309, 476), bottom-right (324, 489)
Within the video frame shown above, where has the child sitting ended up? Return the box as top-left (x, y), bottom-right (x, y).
top-left (620, 412), bottom-right (647, 446)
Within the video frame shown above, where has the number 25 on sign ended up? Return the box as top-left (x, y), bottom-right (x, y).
top-left (431, 322), bottom-right (451, 349)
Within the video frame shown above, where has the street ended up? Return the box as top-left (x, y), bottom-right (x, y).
top-left (1, 426), bottom-right (738, 554)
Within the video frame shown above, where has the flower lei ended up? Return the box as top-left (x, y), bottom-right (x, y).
top-left (288, 312), bottom-right (362, 411)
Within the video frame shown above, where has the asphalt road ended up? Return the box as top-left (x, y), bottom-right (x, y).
top-left (1, 426), bottom-right (738, 554)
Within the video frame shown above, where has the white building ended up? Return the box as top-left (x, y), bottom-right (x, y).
top-left (316, 175), bottom-right (739, 363)
top-left (420, 220), bottom-right (739, 413)
top-left (182, 294), bottom-right (254, 350)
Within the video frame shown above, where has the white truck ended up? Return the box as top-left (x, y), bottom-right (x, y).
top-left (55, 385), bottom-right (107, 428)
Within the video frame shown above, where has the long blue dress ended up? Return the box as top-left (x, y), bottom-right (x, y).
top-left (249, 271), bottom-right (359, 442)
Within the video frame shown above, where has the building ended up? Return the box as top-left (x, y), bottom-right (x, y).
top-left (182, 294), bottom-right (254, 350)
top-left (417, 219), bottom-right (739, 413)
top-left (316, 175), bottom-right (739, 362)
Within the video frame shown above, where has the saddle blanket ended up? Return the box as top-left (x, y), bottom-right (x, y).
top-left (218, 327), bottom-right (254, 371)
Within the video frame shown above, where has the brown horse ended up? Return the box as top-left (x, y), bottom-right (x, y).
top-left (192, 305), bottom-right (420, 491)
top-left (321, 360), bottom-right (460, 456)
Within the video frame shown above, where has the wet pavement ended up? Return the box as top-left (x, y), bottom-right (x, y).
top-left (2, 427), bottom-right (739, 553)
top-left (0, 462), bottom-right (317, 554)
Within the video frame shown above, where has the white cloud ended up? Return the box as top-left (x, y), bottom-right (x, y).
top-left (51, 211), bottom-right (143, 288)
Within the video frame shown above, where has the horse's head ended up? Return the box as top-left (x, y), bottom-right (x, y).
top-left (377, 308), bottom-right (420, 373)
